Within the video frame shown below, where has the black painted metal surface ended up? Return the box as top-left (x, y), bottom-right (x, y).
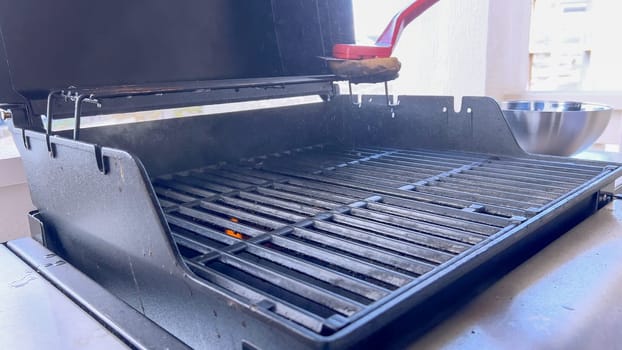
top-left (0, 0), bottom-right (353, 125)
top-left (6, 237), bottom-right (191, 350)
top-left (9, 95), bottom-right (622, 349)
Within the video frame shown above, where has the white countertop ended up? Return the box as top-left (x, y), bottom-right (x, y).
top-left (409, 200), bottom-right (622, 349)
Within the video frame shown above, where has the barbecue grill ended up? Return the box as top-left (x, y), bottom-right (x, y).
top-left (1, 1), bottom-right (621, 349)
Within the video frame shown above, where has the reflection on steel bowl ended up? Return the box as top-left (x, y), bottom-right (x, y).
top-left (501, 100), bottom-right (612, 156)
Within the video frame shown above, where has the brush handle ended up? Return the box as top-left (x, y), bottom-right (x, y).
top-left (332, 0), bottom-right (440, 60)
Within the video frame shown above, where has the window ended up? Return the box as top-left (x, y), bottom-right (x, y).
top-left (529, 0), bottom-right (622, 91)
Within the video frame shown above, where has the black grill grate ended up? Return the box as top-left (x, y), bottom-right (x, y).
top-left (152, 145), bottom-right (608, 335)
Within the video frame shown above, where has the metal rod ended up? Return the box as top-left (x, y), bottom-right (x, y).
top-left (219, 253), bottom-right (364, 316)
top-left (365, 201), bottom-right (498, 235)
top-left (312, 219), bottom-right (454, 264)
top-left (178, 206), bottom-right (267, 237)
top-left (242, 244), bottom-right (390, 301)
top-left (257, 185), bottom-right (343, 209)
top-left (198, 200), bottom-right (288, 229)
top-left (348, 207), bottom-right (486, 245)
top-left (153, 178), bottom-right (217, 198)
top-left (331, 213), bottom-right (471, 255)
top-left (186, 260), bottom-right (327, 333)
top-left (287, 227), bottom-right (432, 278)
top-left (166, 214), bottom-right (241, 246)
top-left (236, 191), bottom-right (322, 216)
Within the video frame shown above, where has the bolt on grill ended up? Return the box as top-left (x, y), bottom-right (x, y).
top-left (152, 145), bottom-right (608, 335)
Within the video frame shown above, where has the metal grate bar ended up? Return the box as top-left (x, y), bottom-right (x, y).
top-left (166, 214), bottom-right (241, 246)
top-left (198, 169), bottom-right (270, 185)
top-left (357, 148), bottom-right (486, 163)
top-left (153, 185), bottom-right (198, 203)
top-left (378, 196), bottom-right (513, 227)
top-left (364, 201), bottom-right (499, 235)
top-left (189, 172), bottom-right (258, 190)
top-left (388, 148), bottom-right (491, 161)
top-left (440, 177), bottom-right (563, 199)
top-left (220, 166), bottom-right (288, 182)
top-left (483, 162), bottom-right (599, 180)
top-left (158, 198), bottom-right (177, 208)
top-left (270, 234), bottom-right (416, 287)
top-left (432, 180), bottom-right (555, 203)
top-left (348, 207), bottom-right (486, 245)
top-left (236, 191), bottom-right (323, 216)
top-left (311, 219), bottom-right (454, 264)
top-left (218, 253), bottom-right (364, 316)
top-left (349, 208), bottom-right (486, 244)
top-left (286, 227), bottom-right (433, 277)
top-left (171, 232), bottom-right (213, 255)
top-left (494, 157), bottom-right (605, 172)
top-left (186, 260), bottom-right (328, 333)
top-left (197, 201), bottom-right (289, 230)
top-left (154, 178), bottom-right (218, 198)
top-left (279, 179), bottom-right (372, 202)
top-left (242, 244), bottom-right (391, 301)
top-left (363, 157), bottom-right (470, 173)
top-left (318, 170), bottom-right (408, 188)
top-left (478, 162), bottom-right (593, 184)
top-left (465, 168), bottom-right (583, 188)
top-left (257, 185), bottom-right (344, 209)
top-left (332, 164), bottom-right (431, 183)
top-left (268, 170), bottom-right (524, 217)
top-left (413, 185), bottom-right (546, 209)
top-left (172, 174), bottom-right (235, 193)
top-left (330, 213), bottom-right (470, 255)
top-left (178, 206), bottom-right (267, 237)
top-left (216, 196), bottom-right (308, 223)
top-left (273, 151), bottom-right (366, 165)
top-left (449, 171), bottom-right (572, 192)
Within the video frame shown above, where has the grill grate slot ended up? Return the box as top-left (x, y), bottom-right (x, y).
top-left (330, 213), bottom-right (472, 255)
top-left (312, 219), bottom-right (454, 264)
top-left (285, 227), bottom-right (431, 278)
top-left (188, 171), bottom-right (257, 190)
top-left (187, 260), bottom-right (331, 333)
top-left (152, 145), bottom-right (612, 335)
top-left (238, 245), bottom-right (388, 303)
top-left (257, 185), bottom-right (344, 209)
top-left (170, 174), bottom-right (234, 193)
top-left (348, 207), bottom-right (487, 245)
top-left (236, 191), bottom-right (323, 216)
top-left (364, 201), bottom-right (499, 235)
top-left (167, 214), bottom-right (243, 246)
top-left (154, 178), bottom-right (217, 199)
top-left (269, 233), bottom-right (414, 287)
top-left (217, 253), bottom-right (364, 316)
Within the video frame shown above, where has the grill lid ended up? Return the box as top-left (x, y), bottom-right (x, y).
top-left (0, 0), bottom-right (353, 117)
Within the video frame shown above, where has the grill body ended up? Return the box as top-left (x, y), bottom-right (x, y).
top-left (11, 95), bottom-right (622, 349)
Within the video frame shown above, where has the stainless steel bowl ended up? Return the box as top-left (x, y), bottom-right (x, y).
top-left (501, 100), bottom-right (612, 156)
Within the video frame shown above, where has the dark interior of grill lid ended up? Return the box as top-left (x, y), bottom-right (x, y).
top-left (2, 1), bottom-right (622, 349)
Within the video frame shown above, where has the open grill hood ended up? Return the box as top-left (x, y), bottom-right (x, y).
top-left (0, 0), bottom-right (353, 123)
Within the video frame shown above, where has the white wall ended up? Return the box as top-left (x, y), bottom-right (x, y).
top-left (384, 0), bottom-right (620, 147)
top-left (391, 0), bottom-right (491, 101)
top-left (360, 0), bottom-right (530, 109)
